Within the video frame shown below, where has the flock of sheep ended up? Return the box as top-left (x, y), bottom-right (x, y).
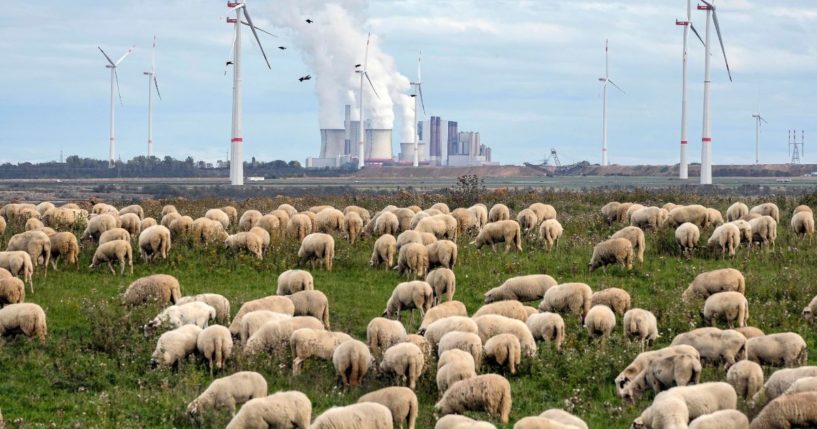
top-left (0, 198), bottom-right (816, 428)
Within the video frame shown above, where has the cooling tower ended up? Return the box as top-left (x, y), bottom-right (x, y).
top-left (320, 129), bottom-right (347, 158)
top-left (366, 128), bottom-right (393, 162)
top-left (399, 142), bottom-right (414, 162)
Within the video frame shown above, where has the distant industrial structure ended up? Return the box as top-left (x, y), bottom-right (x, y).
top-left (306, 106), bottom-right (494, 168)
top-left (789, 130), bottom-right (805, 164)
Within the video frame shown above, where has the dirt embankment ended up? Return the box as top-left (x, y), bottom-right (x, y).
top-left (353, 165), bottom-right (544, 178)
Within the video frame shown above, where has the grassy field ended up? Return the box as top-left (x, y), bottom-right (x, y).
top-left (1, 189), bottom-right (816, 428)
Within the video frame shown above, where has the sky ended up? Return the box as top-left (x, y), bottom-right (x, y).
top-left (1, 0), bottom-right (816, 166)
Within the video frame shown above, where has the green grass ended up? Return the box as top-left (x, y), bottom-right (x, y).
top-left (1, 191), bottom-right (817, 428)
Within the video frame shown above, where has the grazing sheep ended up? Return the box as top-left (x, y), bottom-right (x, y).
top-left (89, 240), bottom-right (133, 275)
top-left (92, 203), bottom-right (118, 216)
top-left (727, 202), bottom-right (749, 222)
top-left (161, 212), bottom-right (181, 229)
top-left (423, 316), bottom-right (479, 350)
top-left (168, 215), bottom-right (194, 239)
top-left (749, 215), bottom-right (777, 250)
top-left (473, 314), bottom-right (537, 357)
top-left (671, 327), bottom-right (747, 367)
top-left (419, 301), bottom-right (468, 333)
top-left (149, 324), bottom-right (202, 369)
top-left (380, 342), bottom-right (425, 389)
top-left (343, 205), bottom-right (371, 224)
top-left (688, 410), bottom-right (749, 429)
top-left (286, 290), bottom-right (331, 328)
top-left (416, 215), bottom-right (458, 241)
top-left (298, 233), bottom-right (335, 271)
top-left (484, 333), bottom-right (522, 374)
top-left (747, 333), bottom-right (807, 368)
top-left (143, 302), bottom-right (216, 336)
top-left (369, 234), bottom-right (397, 270)
top-left (436, 349), bottom-right (477, 392)
top-left (782, 376), bottom-right (817, 395)
top-left (374, 211), bottom-right (400, 237)
top-left (584, 305), bottom-right (616, 339)
top-left (489, 204), bottom-right (511, 222)
top-left (228, 296), bottom-right (296, 336)
top-left (526, 312), bottom-right (565, 352)
top-left (438, 331), bottom-right (483, 367)
top-left (315, 208), bottom-right (345, 235)
top-left (749, 202), bottom-right (780, 222)
top-left (192, 218), bottom-right (228, 245)
top-left (616, 345), bottom-right (702, 395)
top-left (244, 316), bottom-right (324, 356)
top-left (624, 308), bottom-right (659, 351)
top-left (472, 220), bottom-right (522, 253)
top-left (474, 300), bottom-right (532, 322)
top-left (538, 410), bottom-right (588, 429)
top-left (383, 281), bottom-right (433, 323)
top-left (469, 204), bottom-right (489, 227)
top-left (668, 204), bottom-right (710, 228)
top-left (624, 204), bottom-right (646, 223)
top-left (631, 207), bottom-right (669, 230)
top-left (703, 290), bottom-right (749, 329)
top-left (197, 325), bottom-right (233, 376)
top-left (25, 218), bottom-right (44, 231)
top-left (122, 274), bottom-right (181, 306)
top-left (367, 317), bottom-right (407, 356)
top-left (342, 211), bottom-right (363, 244)
top-left (118, 204), bottom-right (144, 220)
top-left (676, 222), bottom-right (701, 255)
top-left (601, 201), bottom-right (622, 224)
top-left (794, 204), bottom-right (813, 214)
top-left (516, 209), bottom-right (539, 234)
top-left (538, 282), bottom-right (593, 323)
top-left (81, 213), bottom-right (118, 241)
top-left (287, 213), bottom-right (313, 241)
top-left (138, 225), bottom-right (171, 262)
top-left (119, 212), bottom-right (142, 237)
top-left (538, 219), bottom-right (563, 252)
top-left (224, 232), bottom-right (263, 260)
top-left (403, 334), bottom-right (431, 358)
top-left (239, 311), bottom-right (291, 344)
top-left (186, 371), bottom-right (267, 417)
top-left (706, 208), bottom-right (725, 227)
top-left (277, 270), bottom-right (314, 295)
top-left (748, 391), bottom-right (817, 429)
top-left (435, 374), bottom-right (512, 424)
top-left (396, 229), bottom-right (436, 251)
top-left (311, 402), bottom-right (391, 429)
top-left (683, 268), bottom-right (745, 301)
top-left (791, 210), bottom-right (815, 239)
top-left (48, 232), bottom-right (79, 271)
top-left (393, 208), bottom-right (417, 233)
top-left (332, 339), bottom-right (373, 387)
top-left (588, 238), bottom-right (633, 272)
top-left (528, 202), bottom-right (557, 222)
top-left (98, 227), bottom-right (130, 245)
top-left (426, 240), bottom-right (458, 269)
top-left (451, 208), bottom-right (479, 237)
top-left (225, 391), bottom-right (312, 429)
top-left (176, 294), bottom-right (230, 323)
top-left (396, 242), bottom-right (429, 279)
top-left (484, 274), bottom-right (557, 304)
top-left (248, 227), bottom-right (270, 252)
top-left (591, 287), bottom-right (631, 316)
top-left (732, 326), bottom-right (765, 339)
top-left (423, 268), bottom-right (456, 305)
top-left (0, 251), bottom-right (34, 293)
top-left (646, 383), bottom-right (738, 425)
top-left (255, 214), bottom-right (281, 239)
top-left (204, 209), bottom-right (230, 230)
top-left (726, 360), bottom-right (764, 400)
top-left (276, 203), bottom-right (297, 217)
top-left (803, 295), bottom-right (817, 321)
top-left (358, 387), bottom-right (418, 429)
top-left (0, 303), bottom-right (46, 341)
top-left (708, 223), bottom-right (741, 257)
top-left (753, 367), bottom-right (817, 404)
top-left (436, 415), bottom-right (496, 429)
top-left (7, 230), bottom-right (51, 273)
top-left (290, 328), bottom-right (352, 376)
top-left (610, 226), bottom-right (645, 264)
top-left (237, 210), bottom-right (262, 231)
top-left (621, 353), bottom-right (703, 402)
top-left (0, 277), bottom-right (24, 307)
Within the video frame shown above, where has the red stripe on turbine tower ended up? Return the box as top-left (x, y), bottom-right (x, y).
top-left (681, 140), bottom-right (688, 144)
top-left (702, 137), bottom-right (712, 142)
top-left (231, 137), bottom-right (243, 143)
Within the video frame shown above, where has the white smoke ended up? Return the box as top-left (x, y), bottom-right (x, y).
top-left (267, 0), bottom-right (414, 142)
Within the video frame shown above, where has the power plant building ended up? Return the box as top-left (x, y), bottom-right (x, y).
top-left (306, 104), bottom-right (393, 168)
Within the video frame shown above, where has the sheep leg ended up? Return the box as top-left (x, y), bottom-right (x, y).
top-left (51, 255), bottom-right (60, 271)
top-left (293, 358), bottom-right (303, 376)
top-left (107, 261), bottom-right (115, 275)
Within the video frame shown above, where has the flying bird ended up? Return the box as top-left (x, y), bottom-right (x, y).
top-left (278, 46), bottom-right (286, 50)
top-left (298, 75), bottom-right (312, 82)
top-left (305, 19), bottom-right (313, 24)
top-left (354, 64), bottom-right (362, 68)
top-left (226, 61), bottom-right (233, 66)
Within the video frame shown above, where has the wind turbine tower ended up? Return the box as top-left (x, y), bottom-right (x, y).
top-left (752, 113), bottom-right (767, 164)
top-left (144, 36), bottom-right (162, 159)
top-left (676, 0), bottom-right (704, 179)
top-left (410, 51), bottom-right (426, 167)
top-left (598, 39), bottom-right (624, 166)
top-left (355, 33), bottom-right (380, 170)
top-left (98, 45), bottom-right (135, 168)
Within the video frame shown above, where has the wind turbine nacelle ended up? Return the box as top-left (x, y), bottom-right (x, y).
top-left (676, 20), bottom-right (689, 26)
top-left (226, 17), bottom-right (238, 23)
top-left (598, 78), bottom-right (606, 82)
top-left (697, 4), bottom-right (712, 10)
top-left (227, 2), bottom-right (242, 8)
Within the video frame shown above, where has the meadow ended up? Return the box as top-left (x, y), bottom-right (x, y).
top-left (1, 188), bottom-right (816, 428)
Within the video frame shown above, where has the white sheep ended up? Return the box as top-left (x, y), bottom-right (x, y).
top-left (290, 328), bottom-right (352, 376)
top-left (225, 232), bottom-right (263, 260)
top-left (396, 242), bottom-right (429, 279)
top-left (310, 402), bottom-right (391, 429)
top-left (287, 213), bottom-right (313, 241)
top-left (149, 324), bottom-right (202, 369)
top-left (489, 204), bottom-right (511, 222)
top-left (753, 366), bottom-right (817, 404)
top-left (239, 311), bottom-right (290, 344)
top-left (367, 317), bottom-right (407, 356)
top-left (621, 353), bottom-right (703, 402)
top-left (244, 316), bottom-right (324, 356)
top-left (526, 312), bottom-right (565, 352)
top-left (616, 345), bottom-right (701, 396)
top-left (726, 202), bottom-right (749, 222)
top-left (426, 268), bottom-right (456, 305)
top-left (371, 234), bottom-right (397, 269)
top-left (287, 290), bottom-right (331, 328)
top-left (473, 314), bottom-right (537, 357)
top-left (782, 376), bottom-right (817, 395)
top-left (419, 301), bottom-right (469, 333)
top-left (474, 300), bottom-right (532, 322)
top-left (403, 334), bottom-right (431, 358)
top-left (138, 225), bottom-right (171, 262)
top-left (436, 350), bottom-right (477, 394)
top-left (186, 371), bottom-right (267, 417)
top-left (423, 316), bottom-right (479, 350)
top-left (89, 240), bottom-right (133, 275)
top-left (538, 219), bottom-right (563, 252)
top-left (484, 333), bottom-right (522, 374)
top-left (426, 240), bottom-right (458, 269)
top-left (298, 233), bottom-right (335, 271)
top-left (452, 208), bottom-right (479, 237)
top-left (98, 228), bottom-right (131, 245)
top-left (749, 202), bottom-right (780, 222)
top-left (0, 251), bottom-right (34, 293)
top-left (143, 301), bottom-right (216, 336)
top-left (791, 210), bottom-right (815, 239)
top-left (634, 382), bottom-right (738, 428)
top-left (276, 269), bottom-right (314, 295)
top-left (434, 374), bottom-right (512, 424)
top-left (225, 391), bottom-right (312, 429)
top-left (803, 294), bottom-right (817, 320)
top-left (358, 387), bottom-right (418, 429)
top-left (238, 209), bottom-right (262, 231)
top-left (588, 238), bottom-right (633, 272)
top-left (81, 213), bottom-right (118, 241)
top-left (471, 220), bottom-right (523, 253)
top-left (0, 303), bottom-right (47, 341)
top-left (438, 331), bottom-right (483, 367)
top-left (383, 281), bottom-right (433, 323)
top-left (197, 325), bottom-right (233, 376)
top-left (205, 209), bottom-right (230, 229)
top-left (484, 274), bottom-right (557, 303)
top-left (396, 230), bottom-right (432, 250)
top-left (703, 291), bottom-right (750, 328)
top-left (584, 305), bottom-right (616, 339)
top-left (538, 410), bottom-right (588, 429)
top-left (516, 209), bottom-right (539, 234)
top-left (48, 231), bottom-right (78, 271)
top-left (630, 206), bottom-right (669, 230)
top-left (0, 277), bottom-right (24, 307)
top-left (748, 392), bottom-right (817, 429)
top-left (611, 225), bottom-right (646, 264)
top-left (332, 339), bottom-right (373, 387)
top-left (746, 332), bottom-right (808, 367)
top-left (623, 308), bottom-right (659, 351)
top-left (176, 293), bottom-right (230, 323)
top-left (119, 213), bottom-right (142, 237)
top-left (708, 223), bottom-right (741, 257)
top-left (538, 282), bottom-right (593, 324)
top-left (7, 230), bottom-right (51, 274)
top-left (122, 274), bottom-right (181, 306)
top-left (668, 204), bottom-right (710, 228)
top-left (706, 208), bottom-right (725, 227)
top-left (380, 342), bottom-right (426, 389)
top-left (228, 296), bottom-right (296, 336)
top-left (435, 415), bottom-right (496, 429)
top-left (732, 326), bottom-right (765, 339)
top-left (726, 360), bottom-right (764, 401)
top-left (676, 222), bottom-right (701, 255)
top-left (671, 327), bottom-right (747, 368)
top-left (141, 217), bottom-right (157, 230)
top-left (375, 211), bottom-right (400, 236)
top-left (683, 268), bottom-right (745, 301)
top-left (315, 208), bottom-right (345, 235)
top-left (749, 215), bottom-right (777, 250)
top-left (591, 287), bottom-right (631, 316)
top-left (688, 410), bottom-right (749, 429)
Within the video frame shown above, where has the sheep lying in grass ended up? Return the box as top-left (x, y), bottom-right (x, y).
top-left (435, 374), bottom-right (512, 424)
top-left (186, 371), bottom-right (267, 417)
top-left (484, 274), bottom-right (557, 304)
top-left (0, 303), bottom-right (46, 342)
top-left (122, 274), bottom-right (181, 306)
top-left (197, 325), bottom-right (233, 376)
top-left (358, 387), bottom-right (418, 429)
top-left (225, 391), bottom-right (312, 429)
top-left (89, 240), bottom-right (133, 275)
top-left (149, 324), bottom-right (202, 369)
top-left (380, 342), bottom-right (426, 390)
top-left (310, 402), bottom-right (390, 429)
top-left (290, 328), bottom-right (352, 376)
top-left (588, 238), bottom-right (633, 272)
top-left (332, 339), bottom-right (373, 387)
top-left (471, 220), bottom-right (522, 253)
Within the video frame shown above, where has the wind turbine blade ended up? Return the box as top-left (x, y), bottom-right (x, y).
top-left (711, 10), bottom-right (733, 82)
top-left (242, 7), bottom-right (271, 69)
top-left (418, 86), bottom-right (426, 115)
top-left (760, 116), bottom-right (768, 124)
top-left (152, 35), bottom-right (157, 74)
top-left (154, 75), bottom-right (162, 100)
top-left (228, 2), bottom-right (245, 12)
top-left (607, 79), bottom-right (625, 94)
top-left (690, 23), bottom-right (705, 47)
top-left (98, 47), bottom-right (116, 66)
top-left (241, 21), bottom-right (278, 38)
top-left (363, 32), bottom-right (371, 71)
top-left (114, 69), bottom-right (123, 106)
top-left (364, 72), bottom-right (380, 99)
top-left (115, 46), bottom-right (135, 66)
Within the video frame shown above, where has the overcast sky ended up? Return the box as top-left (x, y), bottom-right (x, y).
top-left (1, 0), bottom-right (815, 166)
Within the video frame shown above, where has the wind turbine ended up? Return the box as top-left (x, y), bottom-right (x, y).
top-left (698, 0), bottom-right (732, 185)
top-left (676, 0), bottom-right (705, 179)
top-left (355, 33), bottom-right (380, 170)
top-left (144, 36), bottom-right (161, 159)
top-left (410, 51), bottom-right (426, 167)
top-left (98, 45), bottom-right (135, 168)
top-left (752, 113), bottom-right (767, 165)
top-left (225, 0), bottom-right (271, 186)
top-left (598, 39), bottom-right (624, 167)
